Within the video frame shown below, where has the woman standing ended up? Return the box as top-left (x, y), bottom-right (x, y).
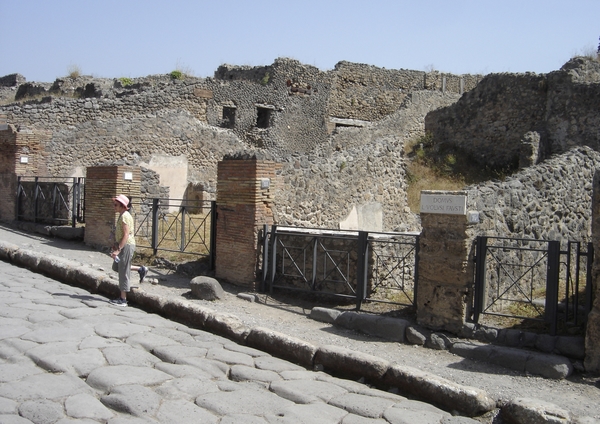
top-left (110, 194), bottom-right (148, 306)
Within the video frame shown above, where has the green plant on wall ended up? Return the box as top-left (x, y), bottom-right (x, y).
top-left (260, 72), bottom-right (270, 86)
top-left (119, 77), bottom-right (133, 87)
top-left (169, 70), bottom-right (184, 80)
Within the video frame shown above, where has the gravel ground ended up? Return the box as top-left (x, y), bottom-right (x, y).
top-left (135, 270), bottom-right (600, 423)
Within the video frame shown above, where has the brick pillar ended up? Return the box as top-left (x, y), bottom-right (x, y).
top-left (215, 155), bottom-right (280, 288)
top-left (416, 190), bottom-right (475, 333)
top-left (84, 166), bottom-right (141, 250)
top-left (0, 124), bottom-right (42, 222)
top-left (584, 171), bottom-right (600, 373)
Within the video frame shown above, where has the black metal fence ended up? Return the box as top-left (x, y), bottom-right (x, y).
top-left (473, 236), bottom-right (593, 335)
top-left (16, 176), bottom-right (85, 226)
top-left (132, 198), bottom-right (216, 269)
top-left (261, 225), bottom-right (419, 310)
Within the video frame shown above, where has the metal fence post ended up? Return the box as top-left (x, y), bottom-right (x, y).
top-left (33, 176), bottom-right (39, 224)
top-left (260, 224), bottom-right (269, 292)
top-left (180, 205), bottom-right (186, 253)
top-left (71, 177), bottom-right (77, 227)
top-left (585, 242), bottom-right (594, 317)
top-left (16, 176), bottom-right (22, 221)
top-left (473, 236), bottom-right (488, 323)
top-left (546, 240), bottom-right (561, 336)
top-left (151, 198), bottom-right (159, 256)
top-left (269, 225), bottom-right (278, 295)
top-left (209, 200), bottom-right (217, 270)
top-left (356, 231), bottom-right (369, 310)
top-left (414, 234), bottom-right (420, 308)
top-left (311, 236), bottom-right (318, 291)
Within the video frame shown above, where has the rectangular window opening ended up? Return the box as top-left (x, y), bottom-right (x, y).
top-left (222, 106), bottom-right (236, 129)
top-left (256, 107), bottom-right (272, 129)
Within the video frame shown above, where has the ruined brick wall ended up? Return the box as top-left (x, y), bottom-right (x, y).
top-left (215, 154), bottom-right (281, 287)
top-left (84, 166), bottom-right (141, 250)
top-left (0, 124), bottom-right (44, 222)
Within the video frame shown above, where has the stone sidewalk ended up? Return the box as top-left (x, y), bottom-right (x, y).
top-left (0, 254), bottom-right (482, 423)
top-left (0, 223), bottom-right (597, 423)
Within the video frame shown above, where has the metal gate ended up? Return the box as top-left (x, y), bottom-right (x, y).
top-left (261, 225), bottom-right (419, 310)
top-left (132, 198), bottom-right (217, 269)
top-left (473, 236), bottom-right (593, 335)
top-left (16, 176), bottom-right (85, 226)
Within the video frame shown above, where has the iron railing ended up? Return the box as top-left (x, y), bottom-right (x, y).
top-left (132, 198), bottom-right (216, 269)
top-left (473, 236), bottom-right (593, 335)
top-left (261, 225), bottom-right (419, 310)
top-left (16, 176), bottom-right (85, 226)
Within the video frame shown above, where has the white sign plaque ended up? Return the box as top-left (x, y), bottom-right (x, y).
top-left (420, 193), bottom-right (467, 215)
top-left (123, 172), bottom-right (133, 181)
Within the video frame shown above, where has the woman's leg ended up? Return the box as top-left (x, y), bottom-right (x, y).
top-left (118, 244), bottom-right (135, 299)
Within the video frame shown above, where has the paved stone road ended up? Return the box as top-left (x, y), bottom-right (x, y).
top-left (0, 260), bottom-right (481, 423)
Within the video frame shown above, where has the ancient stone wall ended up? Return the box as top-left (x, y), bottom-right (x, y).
top-left (328, 61), bottom-right (481, 122)
top-left (465, 146), bottom-right (599, 244)
top-left (585, 169), bottom-right (600, 372)
top-left (425, 57), bottom-right (600, 170)
top-left (0, 58), bottom-right (472, 231)
top-left (1, 57), bottom-right (599, 240)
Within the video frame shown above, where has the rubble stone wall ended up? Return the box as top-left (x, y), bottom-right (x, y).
top-left (425, 57), bottom-right (600, 170)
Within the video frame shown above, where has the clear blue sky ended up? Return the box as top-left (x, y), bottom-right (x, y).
top-left (1, 0), bottom-right (598, 82)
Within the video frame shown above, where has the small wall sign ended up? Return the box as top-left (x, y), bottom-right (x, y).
top-left (420, 193), bottom-right (467, 215)
top-left (20, 156), bottom-right (28, 164)
top-left (123, 172), bottom-right (133, 181)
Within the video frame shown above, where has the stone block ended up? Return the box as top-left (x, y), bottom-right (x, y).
top-left (314, 344), bottom-right (390, 381)
top-left (190, 276), bottom-right (224, 300)
top-left (309, 307), bottom-right (341, 324)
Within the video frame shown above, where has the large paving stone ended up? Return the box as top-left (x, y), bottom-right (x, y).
top-left (156, 398), bottom-right (219, 424)
top-left (270, 379), bottom-right (348, 404)
top-left (265, 402), bottom-right (349, 423)
top-left (0, 362), bottom-right (44, 383)
top-left (155, 376), bottom-right (219, 400)
top-left (35, 348), bottom-right (107, 377)
top-left (18, 399), bottom-right (65, 424)
top-left (86, 365), bottom-right (173, 391)
top-left (64, 393), bottom-right (115, 421)
top-left (177, 357), bottom-right (229, 379)
top-left (94, 322), bottom-right (151, 339)
top-left (151, 345), bottom-right (208, 364)
top-left (206, 347), bottom-right (254, 366)
top-left (154, 363), bottom-right (216, 380)
top-left (229, 364), bottom-right (281, 384)
top-left (0, 373), bottom-right (95, 401)
top-left (196, 387), bottom-right (294, 416)
top-left (20, 321), bottom-right (95, 343)
top-left (100, 384), bottom-right (162, 417)
top-left (102, 345), bottom-right (162, 367)
top-left (328, 392), bottom-right (398, 419)
top-left (254, 356), bottom-right (306, 373)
